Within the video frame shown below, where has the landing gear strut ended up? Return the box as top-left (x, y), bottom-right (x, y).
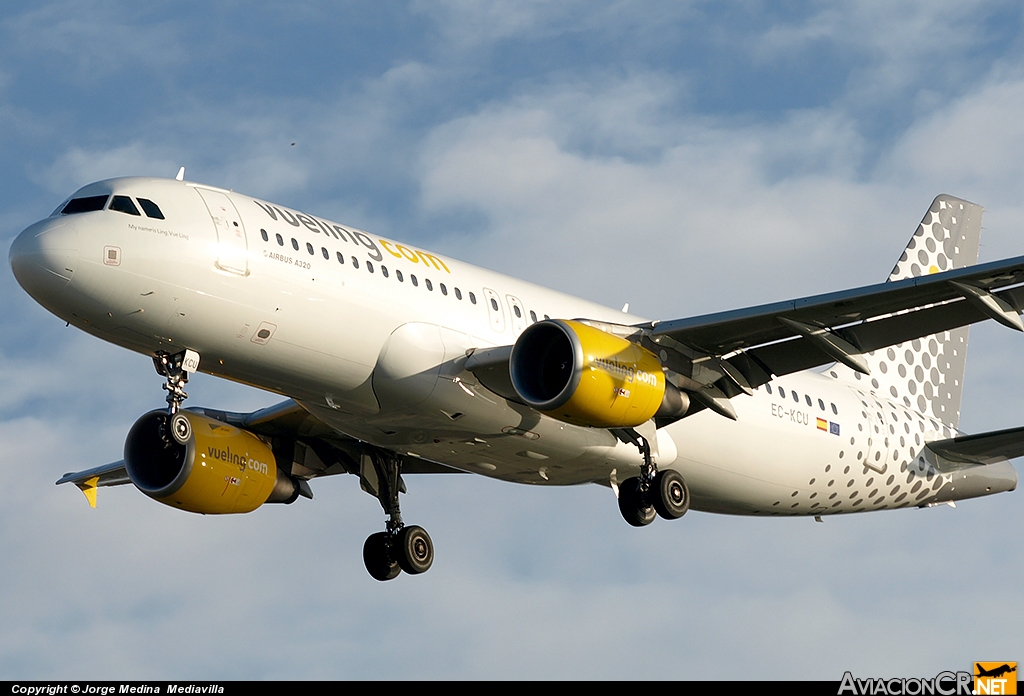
top-left (152, 349), bottom-right (201, 448)
top-left (153, 349), bottom-right (200, 414)
top-left (616, 428), bottom-right (690, 527)
top-left (361, 448), bottom-right (434, 581)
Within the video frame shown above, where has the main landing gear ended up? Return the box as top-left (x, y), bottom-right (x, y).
top-left (361, 448), bottom-right (434, 582)
top-left (616, 429), bottom-right (690, 527)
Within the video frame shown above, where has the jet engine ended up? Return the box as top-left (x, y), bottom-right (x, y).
top-left (124, 410), bottom-right (302, 514)
top-left (509, 319), bottom-right (688, 428)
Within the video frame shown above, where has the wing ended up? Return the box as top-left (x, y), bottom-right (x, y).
top-left (644, 254), bottom-right (1024, 392)
top-left (56, 400), bottom-right (463, 506)
top-left (56, 461), bottom-right (130, 507)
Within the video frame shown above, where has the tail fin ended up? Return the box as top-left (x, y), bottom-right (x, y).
top-left (830, 195), bottom-right (983, 427)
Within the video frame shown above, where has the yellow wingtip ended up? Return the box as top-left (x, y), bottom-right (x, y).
top-left (75, 476), bottom-right (99, 508)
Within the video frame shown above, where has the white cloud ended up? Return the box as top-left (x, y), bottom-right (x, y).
top-left (418, 82), bottom-right (893, 316)
top-left (32, 144), bottom-right (181, 196)
top-left (2, 2), bottom-right (186, 82)
top-left (754, 0), bottom-right (1014, 95)
top-left (885, 77), bottom-right (1024, 205)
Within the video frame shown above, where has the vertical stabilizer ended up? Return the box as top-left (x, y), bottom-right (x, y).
top-left (830, 195), bottom-right (982, 427)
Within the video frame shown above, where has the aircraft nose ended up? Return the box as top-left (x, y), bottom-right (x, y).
top-left (9, 218), bottom-right (79, 302)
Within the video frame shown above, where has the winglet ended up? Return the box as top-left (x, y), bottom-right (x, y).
top-left (76, 476), bottom-right (100, 508)
top-left (175, 166), bottom-right (185, 181)
top-left (56, 460), bottom-right (130, 504)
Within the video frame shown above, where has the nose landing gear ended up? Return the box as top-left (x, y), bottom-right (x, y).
top-left (153, 349), bottom-right (201, 415)
top-left (151, 349), bottom-right (201, 448)
top-left (361, 448), bottom-right (435, 581)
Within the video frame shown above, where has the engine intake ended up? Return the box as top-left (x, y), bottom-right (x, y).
top-left (124, 410), bottom-right (302, 514)
top-left (510, 320), bottom-right (687, 428)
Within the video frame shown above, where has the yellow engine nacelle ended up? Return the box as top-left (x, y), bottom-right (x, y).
top-left (124, 410), bottom-right (299, 514)
top-left (510, 320), bottom-right (685, 428)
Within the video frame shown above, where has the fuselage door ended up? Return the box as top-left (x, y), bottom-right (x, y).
top-left (863, 398), bottom-right (892, 474)
top-left (196, 188), bottom-right (249, 276)
top-left (483, 288), bottom-right (506, 334)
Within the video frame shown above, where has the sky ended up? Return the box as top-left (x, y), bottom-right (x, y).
top-left (2, 0), bottom-right (1024, 680)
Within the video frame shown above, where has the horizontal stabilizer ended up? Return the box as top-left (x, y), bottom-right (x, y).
top-left (926, 426), bottom-right (1024, 468)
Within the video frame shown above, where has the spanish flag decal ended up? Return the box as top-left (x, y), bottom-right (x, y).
top-left (816, 418), bottom-right (828, 431)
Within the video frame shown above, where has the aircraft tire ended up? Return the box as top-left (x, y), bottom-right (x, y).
top-left (618, 477), bottom-right (656, 527)
top-left (170, 412), bottom-right (192, 445)
top-left (396, 525), bottom-right (433, 575)
top-left (363, 532), bottom-right (400, 581)
top-left (652, 469), bottom-right (689, 520)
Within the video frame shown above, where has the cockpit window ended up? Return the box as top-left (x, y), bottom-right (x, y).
top-left (137, 198), bottom-right (165, 219)
top-left (61, 195), bottom-right (109, 215)
top-left (109, 195), bottom-right (141, 216)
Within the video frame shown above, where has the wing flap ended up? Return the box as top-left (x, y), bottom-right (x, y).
top-left (738, 295), bottom-right (990, 384)
top-left (651, 255), bottom-right (1024, 356)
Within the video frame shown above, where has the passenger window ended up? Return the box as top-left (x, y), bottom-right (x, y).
top-left (61, 195), bottom-right (109, 214)
top-left (440, 283), bottom-right (448, 296)
top-left (792, 392), bottom-right (799, 403)
top-left (382, 266), bottom-right (389, 278)
top-left (514, 306), bottom-right (522, 318)
top-left (530, 310), bottom-right (537, 322)
top-left (336, 251), bottom-right (344, 264)
top-left (367, 261), bottom-right (374, 273)
top-left (766, 384), bottom-right (773, 394)
top-left (818, 399), bottom-right (825, 411)
top-left (291, 238), bottom-right (299, 251)
top-left (321, 247), bottom-right (329, 260)
top-left (261, 229), bottom-right (269, 242)
top-left (396, 270), bottom-right (404, 282)
top-left (425, 279), bottom-right (432, 291)
top-left (455, 288), bottom-right (462, 300)
top-left (490, 298), bottom-right (499, 311)
top-left (469, 292), bottom-right (477, 304)
top-left (543, 314), bottom-right (550, 320)
top-left (137, 198), bottom-right (164, 219)
top-left (805, 395), bottom-right (812, 407)
top-left (832, 403), bottom-right (838, 415)
top-left (306, 242), bottom-right (314, 255)
top-left (411, 274), bottom-right (418, 287)
top-left (778, 388), bottom-right (786, 399)
top-left (109, 195), bottom-right (141, 216)
top-left (352, 257), bottom-right (359, 269)
top-left (276, 233), bottom-right (284, 246)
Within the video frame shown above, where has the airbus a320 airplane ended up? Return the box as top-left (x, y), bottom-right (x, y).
top-left (10, 173), bottom-right (1024, 580)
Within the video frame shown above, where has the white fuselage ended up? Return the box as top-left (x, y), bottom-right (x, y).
top-left (10, 177), bottom-right (1016, 516)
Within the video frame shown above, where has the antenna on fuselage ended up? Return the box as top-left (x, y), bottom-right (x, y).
top-left (175, 166), bottom-right (185, 181)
